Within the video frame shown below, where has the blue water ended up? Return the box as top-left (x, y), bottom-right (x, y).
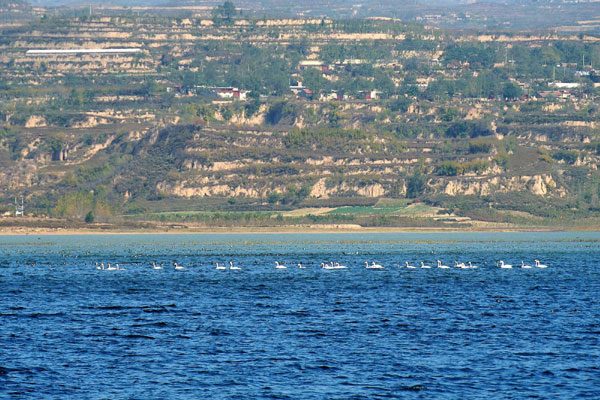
top-left (1, 232), bottom-right (599, 398)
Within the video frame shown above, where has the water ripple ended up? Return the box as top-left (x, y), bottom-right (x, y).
top-left (0, 232), bottom-right (599, 398)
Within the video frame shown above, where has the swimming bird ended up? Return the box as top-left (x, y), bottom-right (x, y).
top-left (153, 262), bottom-right (162, 270)
top-left (534, 259), bottom-right (548, 269)
top-left (229, 261), bottom-right (241, 270)
top-left (467, 261), bottom-right (478, 269)
top-left (499, 261), bottom-right (512, 269)
top-left (405, 261), bottom-right (416, 269)
top-left (322, 262), bottom-right (346, 270)
top-left (421, 262), bottom-right (432, 269)
top-left (106, 263), bottom-right (117, 271)
top-left (454, 261), bottom-right (466, 268)
top-left (96, 262), bottom-right (104, 270)
top-left (365, 261), bottom-right (384, 269)
top-left (437, 260), bottom-right (450, 269)
top-left (216, 262), bottom-right (226, 270)
top-left (521, 261), bottom-right (532, 269)
top-left (275, 261), bottom-right (287, 269)
top-left (298, 263), bottom-right (306, 269)
top-left (115, 263), bottom-right (124, 271)
top-left (174, 262), bottom-right (185, 270)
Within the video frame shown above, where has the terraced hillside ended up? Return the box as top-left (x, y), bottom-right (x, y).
top-left (1, 8), bottom-right (600, 228)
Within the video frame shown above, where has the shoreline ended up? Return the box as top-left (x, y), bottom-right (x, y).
top-left (1, 224), bottom-right (598, 236)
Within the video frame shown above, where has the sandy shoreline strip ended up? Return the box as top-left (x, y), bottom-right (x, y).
top-left (0, 225), bottom-right (595, 236)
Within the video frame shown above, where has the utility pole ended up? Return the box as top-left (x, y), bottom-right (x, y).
top-left (15, 196), bottom-right (24, 217)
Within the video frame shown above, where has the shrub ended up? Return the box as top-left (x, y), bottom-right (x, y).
top-left (446, 120), bottom-right (493, 138)
top-left (266, 101), bottom-right (297, 125)
top-left (267, 191), bottom-right (281, 204)
top-left (436, 162), bottom-right (459, 176)
top-left (468, 140), bottom-right (493, 154)
top-left (85, 211), bottom-right (95, 223)
top-left (585, 141), bottom-right (600, 155)
top-left (436, 160), bottom-right (489, 176)
top-left (552, 150), bottom-right (579, 165)
top-left (244, 101), bottom-right (261, 118)
top-left (221, 106), bottom-right (233, 121)
top-left (389, 96), bottom-right (411, 113)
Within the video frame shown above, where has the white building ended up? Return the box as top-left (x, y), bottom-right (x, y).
top-left (26, 48), bottom-right (142, 55)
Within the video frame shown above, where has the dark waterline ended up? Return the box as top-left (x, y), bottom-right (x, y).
top-left (1, 232), bottom-right (599, 398)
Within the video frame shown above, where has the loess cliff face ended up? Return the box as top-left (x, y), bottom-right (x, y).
top-left (2, 116), bottom-right (595, 206)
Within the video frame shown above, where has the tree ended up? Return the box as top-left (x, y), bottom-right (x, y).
top-left (502, 82), bottom-right (523, 100)
top-left (406, 168), bottom-right (427, 198)
top-left (302, 68), bottom-right (328, 93)
top-left (540, 46), bottom-right (560, 65)
top-left (212, 1), bottom-right (236, 25)
top-left (220, 1), bottom-right (236, 20)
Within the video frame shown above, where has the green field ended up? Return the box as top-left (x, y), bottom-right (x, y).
top-left (327, 201), bottom-right (441, 216)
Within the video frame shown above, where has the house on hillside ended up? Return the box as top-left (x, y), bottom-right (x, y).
top-left (549, 82), bottom-right (581, 90)
top-left (536, 90), bottom-right (571, 99)
top-left (447, 60), bottom-right (470, 70)
top-left (216, 87), bottom-right (248, 100)
top-left (289, 81), bottom-right (307, 95)
top-left (335, 59), bottom-right (369, 69)
top-left (298, 88), bottom-right (313, 100)
top-left (298, 60), bottom-right (328, 71)
top-left (357, 90), bottom-right (380, 100)
top-left (194, 86), bottom-right (249, 101)
top-left (319, 91), bottom-right (342, 101)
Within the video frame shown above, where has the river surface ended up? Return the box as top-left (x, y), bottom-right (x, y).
top-left (1, 232), bottom-right (599, 398)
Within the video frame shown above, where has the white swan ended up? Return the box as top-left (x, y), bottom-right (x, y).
top-left (215, 262), bottom-right (226, 270)
top-left (322, 262), bottom-right (347, 270)
top-left (153, 262), bottom-right (163, 270)
top-left (275, 261), bottom-right (287, 269)
top-left (468, 261), bottom-right (478, 269)
top-left (437, 260), bottom-right (450, 269)
top-left (421, 261), bottom-right (432, 269)
top-left (174, 262), bottom-right (185, 270)
top-left (365, 261), bottom-right (384, 269)
top-left (521, 261), bottom-right (532, 269)
top-left (405, 261), bottom-right (416, 269)
top-left (499, 260), bottom-right (512, 269)
top-left (534, 259), bottom-right (548, 268)
top-left (298, 263), bottom-right (306, 269)
top-left (454, 261), bottom-right (466, 268)
top-left (97, 263), bottom-right (104, 270)
top-left (115, 263), bottom-right (124, 271)
top-left (229, 261), bottom-right (241, 270)
top-left (106, 263), bottom-right (117, 271)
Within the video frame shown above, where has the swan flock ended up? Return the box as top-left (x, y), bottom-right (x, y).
top-left (96, 259), bottom-right (550, 271)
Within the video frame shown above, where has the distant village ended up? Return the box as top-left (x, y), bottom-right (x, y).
top-left (167, 57), bottom-right (600, 103)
